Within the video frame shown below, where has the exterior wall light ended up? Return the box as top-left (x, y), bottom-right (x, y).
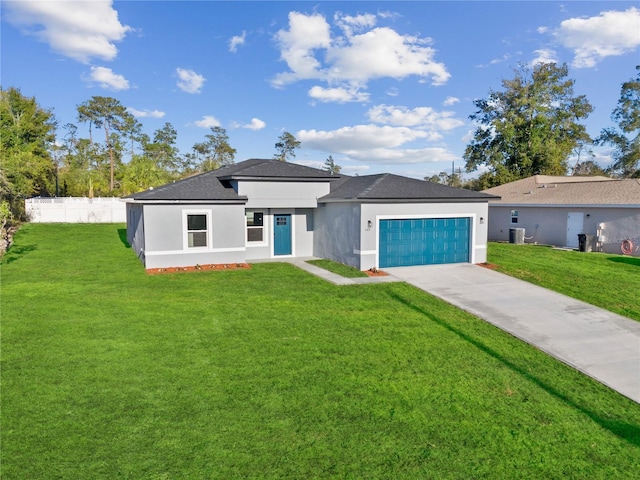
top-left (367, 220), bottom-right (373, 228)
top-left (479, 217), bottom-right (485, 224)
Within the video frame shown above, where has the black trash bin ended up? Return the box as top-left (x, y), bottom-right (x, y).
top-left (578, 234), bottom-right (594, 252)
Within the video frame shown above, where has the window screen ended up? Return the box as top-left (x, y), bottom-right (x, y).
top-left (187, 214), bottom-right (207, 247)
top-left (246, 211), bottom-right (264, 242)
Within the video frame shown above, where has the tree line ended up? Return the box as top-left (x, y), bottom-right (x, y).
top-left (1, 63), bottom-right (639, 222)
top-left (0, 89), bottom-right (306, 220)
top-left (429, 63), bottom-right (639, 189)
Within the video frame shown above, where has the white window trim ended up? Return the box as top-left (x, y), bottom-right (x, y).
top-left (182, 209), bottom-right (212, 251)
top-left (245, 209), bottom-right (268, 247)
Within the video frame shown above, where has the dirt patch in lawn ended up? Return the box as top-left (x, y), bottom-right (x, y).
top-left (147, 263), bottom-right (251, 275)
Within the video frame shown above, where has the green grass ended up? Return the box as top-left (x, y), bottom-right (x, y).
top-left (307, 258), bottom-right (369, 277)
top-left (488, 242), bottom-right (640, 321)
top-left (2, 224), bottom-right (640, 479)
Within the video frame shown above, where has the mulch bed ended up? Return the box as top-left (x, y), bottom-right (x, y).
top-left (147, 263), bottom-right (251, 275)
top-left (365, 268), bottom-right (389, 277)
top-left (478, 262), bottom-right (499, 270)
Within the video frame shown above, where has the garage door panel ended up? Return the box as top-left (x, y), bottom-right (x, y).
top-left (379, 217), bottom-right (470, 267)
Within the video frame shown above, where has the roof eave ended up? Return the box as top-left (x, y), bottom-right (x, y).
top-left (319, 196), bottom-right (496, 204)
top-left (219, 175), bottom-right (339, 182)
top-left (125, 198), bottom-right (248, 204)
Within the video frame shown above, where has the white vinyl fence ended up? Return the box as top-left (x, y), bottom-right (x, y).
top-left (25, 197), bottom-right (126, 223)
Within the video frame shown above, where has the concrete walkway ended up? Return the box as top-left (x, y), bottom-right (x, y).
top-left (289, 258), bottom-right (398, 285)
top-left (251, 257), bottom-right (398, 285)
top-left (385, 264), bottom-right (640, 404)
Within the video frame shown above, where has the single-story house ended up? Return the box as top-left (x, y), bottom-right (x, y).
top-left (483, 175), bottom-right (640, 256)
top-left (125, 159), bottom-right (498, 270)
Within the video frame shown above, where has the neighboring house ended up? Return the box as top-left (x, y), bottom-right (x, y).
top-left (125, 159), bottom-right (497, 270)
top-left (483, 175), bottom-right (640, 256)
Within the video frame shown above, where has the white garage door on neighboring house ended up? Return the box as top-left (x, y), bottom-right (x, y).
top-left (379, 218), bottom-right (471, 267)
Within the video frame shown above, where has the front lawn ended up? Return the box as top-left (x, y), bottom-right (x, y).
top-left (488, 242), bottom-right (640, 321)
top-left (2, 224), bottom-right (639, 479)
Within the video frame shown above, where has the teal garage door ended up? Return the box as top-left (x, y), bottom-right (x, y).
top-left (379, 218), bottom-right (470, 267)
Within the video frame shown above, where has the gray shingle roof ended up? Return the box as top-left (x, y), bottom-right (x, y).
top-left (125, 168), bottom-right (245, 202)
top-left (125, 159), bottom-right (340, 201)
top-left (126, 159), bottom-right (497, 203)
top-left (218, 158), bottom-right (340, 180)
top-left (483, 176), bottom-right (640, 205)
top-left (321, 173), bottom-right (498, 202)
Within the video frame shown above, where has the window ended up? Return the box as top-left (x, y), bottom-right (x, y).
top-left (510, 210), bottom-right (518, 224)
top-left (187, 214), bottom-right (208, 247)
top-left (246, 211), bottom-right (264, 242)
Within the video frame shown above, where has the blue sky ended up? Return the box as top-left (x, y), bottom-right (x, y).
top-left (2, 1), bottom-right (639, 179)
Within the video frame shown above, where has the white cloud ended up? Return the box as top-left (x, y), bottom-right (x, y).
top-left (461, 129), bottom-right (475, 143)
top-left (229, 31), bottom-right (246, 52)
top-left (530, 48), bottom-right (559, 66)
top-left (308, 85), bottom-right (369, 103)
top-left (554, 7), bottom-right (640, 68)
top-left (4, 0), bottom-right (131, 63)
top-left (386, 87), bottom-right (400, 97)
top-left (83, 66), bottom-right (129, 90)
top-left (477, 53), bottom-right (511, 68)
top-left (298, 125), bottom-right (429, 151)
top-left (127, 107), bottom-right (165, 119)
top-left (294, 159), bottom-right (326, 170)
top-left (342, 164), bottom-right (371, 174)
top-left (234, 118), bottom-right (266, 130)
top-left (273, 12), bottom-right (332, 87)
top-left (297, 121), bottom-right (461, 165)
top-left (334, 11), bottom-right (377, 37)
top-left (367, 105), bottom-right (464, 131)
top-left (193, 115), bottom-right (221, 128)
top-left (490, 53), bottom-right (511, 65)
top-left (272, 11), bottom-right (450, 100)
top-left (348, 146), bottom-right (458, 164)
top-left (327, 27), bottom-right (449, 85)
top-left (176, 68), bottom-right (206, 93)
top-left (443, 96), bottom-right (460, 106)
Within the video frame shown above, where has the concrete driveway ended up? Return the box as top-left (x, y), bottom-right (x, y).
top-left (385, 264), bottom-right (640, 403)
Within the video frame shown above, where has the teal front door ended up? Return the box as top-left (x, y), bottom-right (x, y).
top-left (274, 214), bottom-right (292, 255)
